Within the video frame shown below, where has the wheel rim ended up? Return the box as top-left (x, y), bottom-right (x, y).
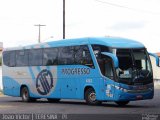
top-left (89, 92), bottom-right (96, 102)
top-left (23, 90), bottom-right (28, 100)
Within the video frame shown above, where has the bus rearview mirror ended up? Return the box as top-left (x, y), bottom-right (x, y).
top-left (149, 52), bottom-right (160, 67)
top-left (101, 52), bottom-right (119, 68)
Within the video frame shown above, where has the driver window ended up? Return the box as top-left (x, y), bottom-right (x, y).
top-left (104, 56), bottom-right (114, 79)
top-left (98, 55), bottom-right (114, 79)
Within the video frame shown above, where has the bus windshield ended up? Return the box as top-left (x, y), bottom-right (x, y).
top-left (116, 49), bottom-right (153, 85)
top-left (92, 45), bottom-right (153, 85)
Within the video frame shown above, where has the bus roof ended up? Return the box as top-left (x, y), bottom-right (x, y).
top-left (4, 37), bottom-right (145, 51)
top-left (47, 37), bottom-right (145, 48)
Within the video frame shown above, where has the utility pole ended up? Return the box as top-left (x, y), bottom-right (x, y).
top-left (63, 0), bottom-right (65, 39)
top-left (34, 24), bottom-right (46, 43)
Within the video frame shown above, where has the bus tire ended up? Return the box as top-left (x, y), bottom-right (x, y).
top-left (115, 101), bottom-right (129, 106)
top-left (47, 98), bottom-right (61, 103)
top-left (85, 88), bottom-right (101, 105)
top-left (21, 87), bottom-right (31, 102)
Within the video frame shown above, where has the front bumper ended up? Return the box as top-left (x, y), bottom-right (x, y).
top-left (104, 82), bottom-right (154, 101)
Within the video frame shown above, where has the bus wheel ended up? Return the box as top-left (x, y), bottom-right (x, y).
top-left (85, 88), bottom-right (101, 105)
top-left (47, 98), bottom-right (60, 103)
top-left (21, 87), bottom-right (31, 102)
top-left (115, 101), bottom-right (129, 106)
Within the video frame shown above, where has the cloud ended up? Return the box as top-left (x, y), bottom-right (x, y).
top-left (109, 21), bottom-right (146, 31)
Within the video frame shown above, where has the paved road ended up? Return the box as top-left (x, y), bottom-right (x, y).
top-left (0, 89), bottom-right (160, 120)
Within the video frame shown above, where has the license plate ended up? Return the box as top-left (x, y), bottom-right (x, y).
top-left (136, 95), bottom-right (143, 99)
top-left (136, 85), bottom-right (147, 90)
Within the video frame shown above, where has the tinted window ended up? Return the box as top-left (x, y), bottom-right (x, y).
top-left (104, 56), bottom-right (114, 79)
top-left (3, 51), bottom-right (10, 66)
top-left (43, 48), bottom-right (58, 65)
top-left (29, 49), bottom-right (43, 66)
top-left (10, 51), bottom-right (16, 67)
top-left (92, 45), bottom-right (110, 58)
top-left (16, 50), bottom-right (28, 66)
top-left (58, 47), bottom-right (74, 65)
top-left (3, 51), bottom-right (16, 67)
top-left (75, 45), bottom-right (93, 66)
top-left (117, 49), bottom-right (133, 70)
top-left (3, 45), bottom-right (94, 67)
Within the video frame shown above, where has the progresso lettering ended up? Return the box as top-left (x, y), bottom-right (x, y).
top-left (62, 68), bottom-right (90, 75)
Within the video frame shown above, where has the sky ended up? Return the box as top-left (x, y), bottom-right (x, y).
top-left (0, 0), bottom-right (160, 52)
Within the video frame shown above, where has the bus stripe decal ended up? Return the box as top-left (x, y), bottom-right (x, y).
top-left (41, 73), bottom-right (50, 93)
top-left (28, 67), bottom-right (36, 82)
top-left (36, 66), bottom-right (41, 72)
top-left (43, 75), bottom-right (50, 92)
top-left (28, 46), bottom-right (36, 83)
top-left (36, 66), bottom-right (49, 93)
top-left (46, 66), bottom-right (50, 70)
top-left (40, 77), bottom-right (48, 94)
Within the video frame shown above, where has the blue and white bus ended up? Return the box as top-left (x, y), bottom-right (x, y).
top-left (2, 37), bottom-right (159, 105)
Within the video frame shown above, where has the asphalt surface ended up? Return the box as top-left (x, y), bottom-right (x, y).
top-left (0, 89), bottom-right (160, 120)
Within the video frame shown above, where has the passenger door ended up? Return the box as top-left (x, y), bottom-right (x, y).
top-left (100, 52), bottom-right (119, 100)
top-left (103, 56), bottom-right (115, 100)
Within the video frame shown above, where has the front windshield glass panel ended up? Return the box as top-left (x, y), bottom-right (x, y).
top-left (132, 49), bottom-right (152, 72)
top-left (92, 45), bottom-right (153, 85)
top-left (116, 48), bottom-right (153, 85)
top-left (116, 49), bottom-right (133, 79)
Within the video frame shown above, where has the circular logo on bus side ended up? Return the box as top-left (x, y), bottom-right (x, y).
top-left (36, 69), bottom-right (54, 95)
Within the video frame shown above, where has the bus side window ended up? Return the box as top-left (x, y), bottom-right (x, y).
top-left (29, 49), bottom-right (43, 66)
top-left (3, 51), bottom-right (10, 66)
top-left (43, 48), bottom-right (58, 66)
top-left (104, 56), bottom-right (114, 79)
top-left (82, 48), bottom-right (93, 65)
top-left (3, 51), bottom-right (16, 67)
top-left (58, 46), bottom-right (74, 65)
top-left (16, 50), bottom-right (28, 66)
top-left (92, 45), bottom-right (101, 58)
top-left (75, 45), bottom-right (94, 68)
top-left (10, 51), bottom-right (16, 67)
top-left (74, 46), bottom-right (82, 64)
